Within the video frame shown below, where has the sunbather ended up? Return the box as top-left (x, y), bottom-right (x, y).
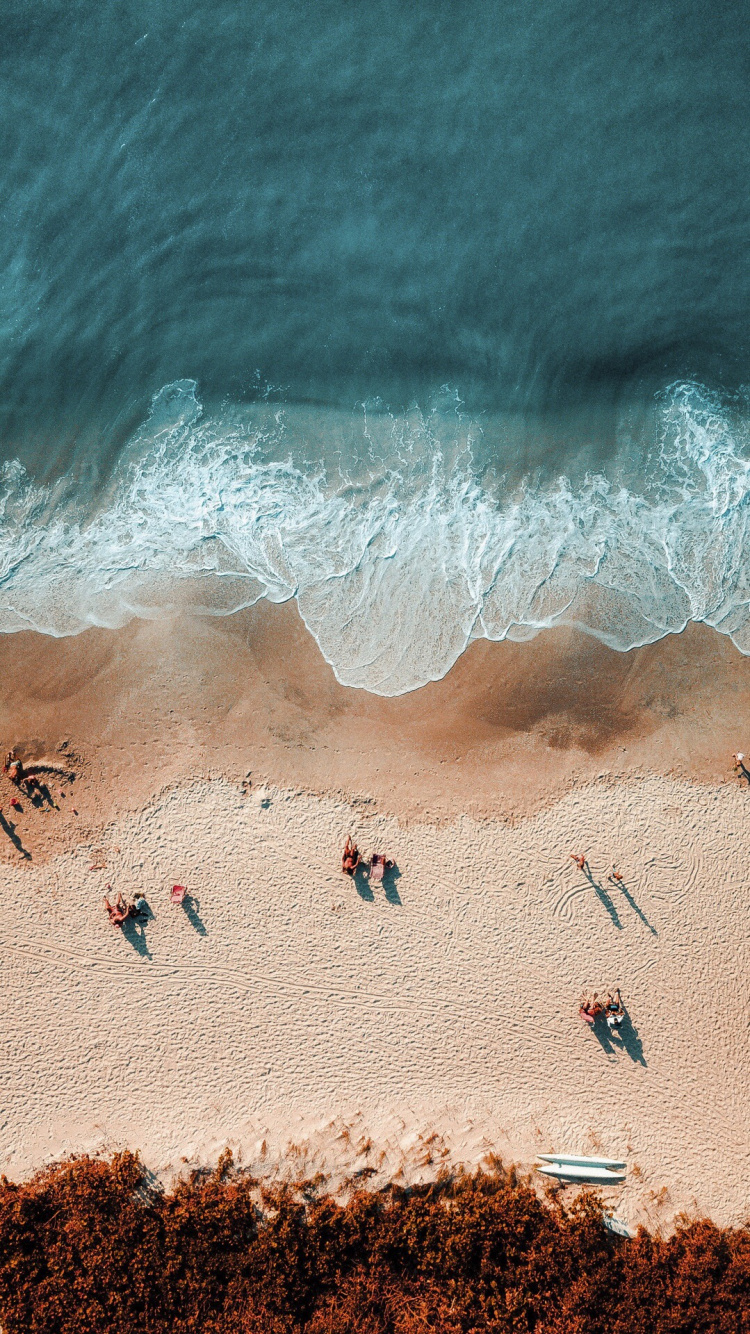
top-left (342, 836), bottom-right (361, 876)
top-left (605, 988), bottom-right (625, 1029)
top-left (104, 890), bottom-right (128, 927)
top-left (131, 894), bottom-right (148, 918)
top-left (369, 853), bottom-right (394, 881)
top-left (580, 992), bottom-right (605, 1019)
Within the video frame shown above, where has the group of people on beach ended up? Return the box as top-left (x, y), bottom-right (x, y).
top-left (3, 749), bottom-right (67, 808)
top-left (342, 836), bottom-right (393, 879)
top-left (580, 988), bottom-right (625, 1029)
top-left (4, 751), bottom-right (47, 801)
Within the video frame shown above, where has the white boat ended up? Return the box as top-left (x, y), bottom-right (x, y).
top-left (536, 1163), bottom-right (626, 1184)
top-left (537, 1153), bottom-right (627, 1171)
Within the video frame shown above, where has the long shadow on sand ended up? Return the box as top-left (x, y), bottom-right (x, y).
top-left (353, 866), bottom-right (374, 902)
top-left (590, 1010), bottom-right (647, 1066)
top-left (121, 915), bottom-right (152, 959)
top-left (584, 869), bottom-right (622, 929)
top-left (353, 863), bottom-right (403, 904)
top-left (609, 877), bottom-right (657, 935)
top-left (181, 895), bottom-right (207, 936)
top-left (0, 812), bottom-right (31, 860)
top-left (382, 862), bottom-right (402, 905)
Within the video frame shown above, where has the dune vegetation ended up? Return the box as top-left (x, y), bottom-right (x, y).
top-left (0, 1153), bottom-right (747, 1333)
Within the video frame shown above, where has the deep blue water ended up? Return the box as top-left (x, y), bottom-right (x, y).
top-left (1, 1), bottom-right (750, 691)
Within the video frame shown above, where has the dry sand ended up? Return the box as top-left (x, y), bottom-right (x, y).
top-left (0, 605), bottom-right (749, 1233)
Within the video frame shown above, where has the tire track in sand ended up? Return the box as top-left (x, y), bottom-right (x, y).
top-left (1, 933), bottom-right (555, 1042)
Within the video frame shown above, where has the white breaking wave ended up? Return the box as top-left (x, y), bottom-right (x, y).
top-left (0, 378), bottom-right (749, 695)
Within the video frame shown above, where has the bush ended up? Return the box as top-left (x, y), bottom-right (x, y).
top-left (0, 1154), bottom-right (747, 1333)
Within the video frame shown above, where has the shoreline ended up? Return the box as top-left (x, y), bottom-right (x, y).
top-left (0, 602), bottom-right (749, 844)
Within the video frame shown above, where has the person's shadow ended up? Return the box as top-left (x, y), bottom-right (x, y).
top-left (121, 915), bottom-right (152, 959)
top-left (609, 876), bottom-right (657, 935)
top-left (590, 1015), bottom-right (616, 1056)
top-left (353, 865), bottom-right (374, 902)
top-left (590, 1008), bottom-right (647, 1066)
top-left (37, 781), bottom-right (58, 810)
top-left (382, 862), bottom-right (402, 905)
top-left (611, 1007), bottom-right (647, 1066)
top-left (0, 812), bottom-right (31, 859)
top-left (182, 894), bottom-right (207, 936)
top-left (584, 867), bottom-right (622, 929)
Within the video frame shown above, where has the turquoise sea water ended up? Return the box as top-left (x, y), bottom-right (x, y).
top-left (2, 1), bottom-right (750, 691)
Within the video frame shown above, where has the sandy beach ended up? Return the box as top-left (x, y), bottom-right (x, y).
top-left (1, 603), bottom-right (749, 1234)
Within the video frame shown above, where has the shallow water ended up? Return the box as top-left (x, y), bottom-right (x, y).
top-left (2, 2), bottom-right (750, 691)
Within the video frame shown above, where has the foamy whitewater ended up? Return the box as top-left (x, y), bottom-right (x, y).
top-left (0, 379), bottom-right (748, 694)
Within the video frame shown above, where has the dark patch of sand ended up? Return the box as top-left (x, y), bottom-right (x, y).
top-left (0, 604), bottom-right (747, 857)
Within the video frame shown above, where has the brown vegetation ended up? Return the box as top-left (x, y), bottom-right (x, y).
top-left (0, 1153), bottom-right (747, 1333)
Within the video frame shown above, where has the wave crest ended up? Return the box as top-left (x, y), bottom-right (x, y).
top-left (0, 379), bottom-right (749, 694)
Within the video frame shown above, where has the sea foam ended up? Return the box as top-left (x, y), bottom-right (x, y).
top-left (0, 379), bottom-right (749, 695)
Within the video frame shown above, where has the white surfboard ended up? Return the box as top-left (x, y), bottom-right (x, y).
top-left (537, 1153), bottom-right (627, 1171)
top-left (536, 1163), bottom-right (626, 1183)
top-left (602, 1214), bottom-right (633, 1238)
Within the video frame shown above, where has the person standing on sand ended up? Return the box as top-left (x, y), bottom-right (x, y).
top-left (570, 853), bottom-right (587, 871)
top-left (608, 865), bottom-right (624, 884)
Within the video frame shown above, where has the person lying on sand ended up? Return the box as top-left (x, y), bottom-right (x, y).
top-left (605, 988), bottom-right (625, 1029)
top-left (369, 853), bottom-right (394, 881)
top-left (129, 895), bottom-right (148, 919)
top-left (5, 753), bottom-right (23, 785)
top-left (579, 992), bottom-right (606, 1019)
top-left (342, 836), bottom-right (361, 876)
top-left (104, 890), bottom-right (128, 927)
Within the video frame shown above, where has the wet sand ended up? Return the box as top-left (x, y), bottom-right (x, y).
top-left (0, 603), bottom-right (748, 847)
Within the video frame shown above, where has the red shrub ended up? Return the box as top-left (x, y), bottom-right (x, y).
top-left (0, 1155), bottom-right (747, 1334)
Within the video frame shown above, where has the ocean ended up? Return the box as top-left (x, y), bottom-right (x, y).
top-left (2, 0), bottom-right (750, 692)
